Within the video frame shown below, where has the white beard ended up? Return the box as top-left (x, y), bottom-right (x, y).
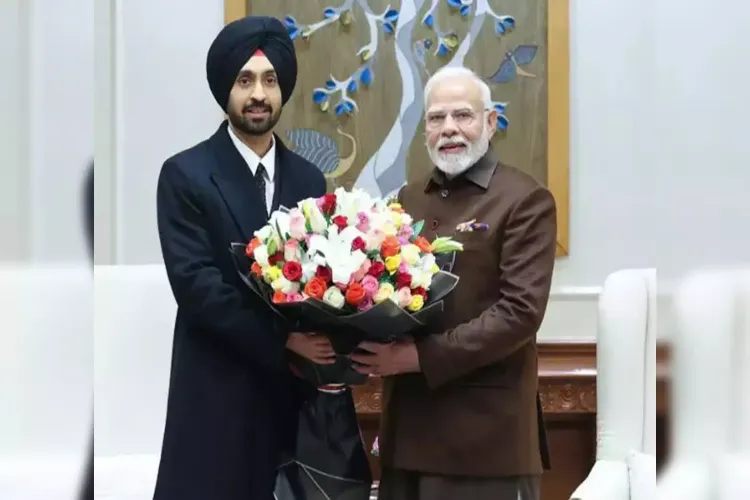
top-left (427, 126), bottom-right (491, 177)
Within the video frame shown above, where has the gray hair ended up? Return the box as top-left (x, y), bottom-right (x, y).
top-left (423, 66), bottom-right (492, 110)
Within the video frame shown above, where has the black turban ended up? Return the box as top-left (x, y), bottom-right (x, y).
top-left (206, 15), bottom-right (297, 111)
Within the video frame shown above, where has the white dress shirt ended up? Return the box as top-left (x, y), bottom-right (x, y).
top-left (226, 124), bottom-right (276, 214)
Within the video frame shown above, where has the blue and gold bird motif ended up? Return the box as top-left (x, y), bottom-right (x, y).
top-left (486, 45), bottom-right (538, 84)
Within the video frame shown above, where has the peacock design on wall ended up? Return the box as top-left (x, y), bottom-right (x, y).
top-left (285, 127), bottom-right (358, 187)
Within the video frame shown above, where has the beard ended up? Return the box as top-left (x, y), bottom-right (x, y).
top-left (427, 125), bottom-right (491, 177)
top-left (228, 101), bottom-right (281, 136)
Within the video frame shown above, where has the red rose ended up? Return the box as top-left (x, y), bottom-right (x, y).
top-left (304, 277), bottom-right (328, 300)
top-left (332, 215), bottom-right (348, 231)
top-left (282, 261), bottom-right (303, 282)
top-left (351, 236), bottom-right (366, 252)
top-left (380, 236), bottom-right (401, 258)
top-left (395, 272), bottom-right (412, 289)
top-left (321, 193), bottom-right (337, 215)
top-left (245, 237), bottom-right (262, 257)
top-left (268, 252), bottom-right (284, 265)
top-left (250, 262), bottom-right (263, 276)
top-left (413, 236), bottom-right (432, 253)
top-left (368, 261), bottom-right (386, 278)
top-left (316, 265), bottom-right (333, 283)
top-left (345, 283), bottom-right (366, 306)
top-left (272, 291), bottom-right (287, 304)
top-left (412, 286), bottom-right (428, 300)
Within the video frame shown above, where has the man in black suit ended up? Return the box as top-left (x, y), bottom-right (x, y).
top-left (153, 16), bottom-right (335, 500)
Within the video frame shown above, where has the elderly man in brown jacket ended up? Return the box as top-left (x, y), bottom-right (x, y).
top-left (351, 66), bottom-right (557, 500)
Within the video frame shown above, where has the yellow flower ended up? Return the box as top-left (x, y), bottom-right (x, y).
top-left (263, 266), bottom-right (281, 284)
top-left (388, 202), bottom-right (402, 210)
top-left (374, 283), bottom-right (395, 303)
top-left (385, 255), bottom-right (402, 273)
top-left (431, 263), bottom-right (439, 274)
top-left (407, 294), bottom-right (424, 312)
top-left (391, 211), bottom-right (403, 228)
top-left (382, 221), bottom-right (398, 236)
top-left (400, 244), bottom-right (420, 266)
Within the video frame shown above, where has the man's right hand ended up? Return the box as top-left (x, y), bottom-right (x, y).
top-left (286, 332), bottom-right (337, 364)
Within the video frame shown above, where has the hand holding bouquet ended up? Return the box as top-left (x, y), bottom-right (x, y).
top-left (230, 187), bottom-right (463, 386)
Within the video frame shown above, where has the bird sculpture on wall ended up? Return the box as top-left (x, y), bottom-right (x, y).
top-left (285, 127), bottom-right (358, 187)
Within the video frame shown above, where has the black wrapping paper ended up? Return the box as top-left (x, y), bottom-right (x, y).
top-left (229, 243), bottom-right (459, 386)
top-left (274, 389), bottom-right (372, 500)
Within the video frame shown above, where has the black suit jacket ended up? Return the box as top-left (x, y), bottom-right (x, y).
top-left (153, 121), bottom-right (327, 500)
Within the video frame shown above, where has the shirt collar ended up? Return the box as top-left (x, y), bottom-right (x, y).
top-left (226, 124), bottom-right (276, 181)
top-left (425, 148), bottom-right (498, 191)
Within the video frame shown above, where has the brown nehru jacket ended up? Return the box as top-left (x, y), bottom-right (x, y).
top-left (378, 149), bottom-right (556, 477)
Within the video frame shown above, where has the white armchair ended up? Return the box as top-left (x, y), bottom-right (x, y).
top-left (570, 269), bottom-right (657, 500)
top-left (656, 269), bottom-right (737, 500)
top-left (716, 268), bottom-right (750, 500)
top-left (0, 265), bottom-right (92, 499)
top-left (94, 265), bottom-right (176, 499)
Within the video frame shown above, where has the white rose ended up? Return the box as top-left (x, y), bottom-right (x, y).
top-left (322, 287), bottom-right (345, 309)
top-left (253, 244), bottom-right (270, 267)
top-left (271, 276), bottom-right (300, 294)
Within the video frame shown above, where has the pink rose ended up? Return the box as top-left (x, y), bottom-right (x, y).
top-left (398, 261), bottom-right (408, 274)
top-left (361, 275), bottom-right (379, 298)
top-left (358, 297), bottom-right (374, 312)
top-left (356, 212), bottom-right (370, 233)
top-left (287, 292), bottom-right (305, 303)
top-left (283, 239), bottom-right (301, 262)
top-left (289, 212), bottom-right (307, 240)
top-left (398, 224), bottom-right (413, 240)
top-left (351, 258), bottom-right (372, 282)
top-left (395, 287), bottom-right (412, 308)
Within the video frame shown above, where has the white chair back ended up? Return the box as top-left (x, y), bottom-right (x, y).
top-left (94, 264), bottom-right (176, 457)
top-left (596, 268), bottom-right (656, 461)
top-left (0, 264), bottom-right (92, 499)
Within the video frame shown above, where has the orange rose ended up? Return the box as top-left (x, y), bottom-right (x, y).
top-left (245, 237), bottom-right (262, 257)
top-left (272, 291), bottom-right (287, 304)
top-left (345, 283), bottom-right (366, 306)
top-left (304, 277), bottom-right (328, 300)
top-left (250, 262), bottom-right (263, 276)
top-left (413, 236), bottom-right (432, 253)
top-left (380, 235), bottom-right (401, 258)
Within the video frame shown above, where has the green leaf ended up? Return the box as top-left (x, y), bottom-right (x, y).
top-left (267, 239), bottom-right (278, 255)
top-left (379, 274), bottom-right (395, 286)
top-left (412, 220), bottom-right (424, 237)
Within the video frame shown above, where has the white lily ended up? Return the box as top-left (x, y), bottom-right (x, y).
top-left (268, 210), bottom-right (291, 240)
top-left (254, 224), bottom-right (281, 253)
top-left (306, 226), bottom-right (367, 284)
top-left (333, 187), bottom-right (375, 220)
top-left (299, 198), bottom-right (328, 234)
top-left (253, 244), bottom-right (270, 267)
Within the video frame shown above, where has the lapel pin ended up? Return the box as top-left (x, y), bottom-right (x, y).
top-left (456, 219), bottom-right (489, 232)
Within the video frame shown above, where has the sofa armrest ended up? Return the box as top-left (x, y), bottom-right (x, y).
top-left (570, 460), bottom-right (629, 500)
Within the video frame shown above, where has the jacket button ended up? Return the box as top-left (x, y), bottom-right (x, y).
top-left (431, 219), bottom-right (439, 229)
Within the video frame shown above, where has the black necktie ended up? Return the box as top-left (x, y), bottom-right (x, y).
top-left (255, 163), bottom-right (267, 214)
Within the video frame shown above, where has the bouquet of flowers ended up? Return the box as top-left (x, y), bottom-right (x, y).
top-left (230, 187), bottom-right (462, 500)
top-left (230, 187), bottom-right (462, 386)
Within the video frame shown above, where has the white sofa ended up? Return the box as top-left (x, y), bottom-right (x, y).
top-left (94, 265), bottom-right (176, 499)
top-left (0, 264), bottom-right (92, 499)
top-left (656, 268), bottom-right (750, 500)
top-left (570, 269), bottom-right (657, 500)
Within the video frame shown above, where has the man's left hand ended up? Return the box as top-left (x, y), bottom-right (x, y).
top-left (350, 341), bottom-right (420, 377)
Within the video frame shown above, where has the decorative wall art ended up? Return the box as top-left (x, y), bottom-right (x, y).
top-left (224, 0), bottom-right (569, 255)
